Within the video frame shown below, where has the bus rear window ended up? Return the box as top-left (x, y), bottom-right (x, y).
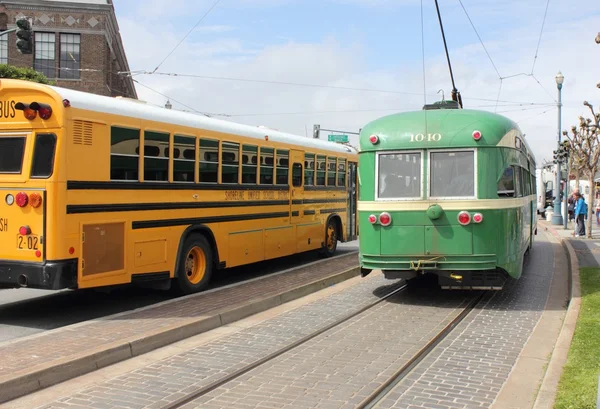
top-left (31, 134), bottom-right (57, 178)
top-left (0, 137), bottom-right (26, 173)
top-left (430, 151), bottom-right (475, 197)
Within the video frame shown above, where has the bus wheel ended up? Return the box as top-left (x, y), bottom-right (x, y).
top-left (320, 219), bottom-right (338, 258)
top-left (175, 235), bottom-right (213, 294)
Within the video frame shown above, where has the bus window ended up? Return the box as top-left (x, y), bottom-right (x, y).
top-left (199, 138), bottom-right (218, 183)
top-left (110, 126), bottom-right (139, 181)
top-left (143, 131), bottom-right (169, 182)
top-left (31, 133), bottom-right (57, 178)
top-left (0, 137), bottom-right (25, 174)
top-left (378, 153), bottom-right (421, 199)
top-left (276, 150), bottom-right (289, 185)
top-left (430, 151), bottom-right (474, 197)
top-left (316, 155), bottom-right (326, 186)
top-left (304, 153), bottom-right (315, 186)
top-left (222, 141), bottom-right (239, 184)
top-left (327, 157), bottom-right (336, 186)
top-left (337, 159), bottom-right (346, 187)
top-left (242, 145), bottom-right (257, 184)
top-left (292, 163), bottom-right (302, 187)
top-left (497, 167), bottom-right (515, 197)
top-left (173, 135), bottom-right (195, 182)
top-left (260, 147), bottom-right (274, 184)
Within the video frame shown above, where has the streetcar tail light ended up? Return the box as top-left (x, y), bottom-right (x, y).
top-left (457, 211), bottom-right (471, 225)
top-left (15, 192), bottom-right (28, 207)
top-left (15, 102), bottom-right (37, 120)
top-left (29, 193), bottom-right (42, 208)
top-left (19, 225), bottom-right (31, 235)
top-left (379, 212), bottom-right (392, 226)
top-left (473, 213), bottom-right (483, 223)
top-left (369, 135), bottom-right (379, 144)
top-left (30, 102), bottom-right (53, 120)
top-left (368, 214), bottom-right (378, 224)
top-left (472, 130), bottom-right (482, 141)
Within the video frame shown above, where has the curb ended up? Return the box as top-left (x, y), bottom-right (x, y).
top-left (532, 223), bottom-right (582, 408)
top-left (0, 264), bottom-right (360, 404)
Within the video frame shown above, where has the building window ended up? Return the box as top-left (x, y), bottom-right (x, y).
top-left (0, 32), bottom-right (7, 64)
top-left (34, 32), bottom-right (55, 78)
top-left (60, 33), bottom-right (80, 79)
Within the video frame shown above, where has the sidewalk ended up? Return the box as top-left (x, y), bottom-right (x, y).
top-left (542, 217), bottom-right (600, 239)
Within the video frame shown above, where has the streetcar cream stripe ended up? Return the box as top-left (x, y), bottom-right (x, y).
top-left (358, 196), bottom-right (535, 211)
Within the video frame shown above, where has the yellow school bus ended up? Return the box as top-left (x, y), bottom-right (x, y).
top-left (0, 79), bottom-right (358, 294)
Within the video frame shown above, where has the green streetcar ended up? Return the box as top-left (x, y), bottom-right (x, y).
top-left (358, 101), bottom-right (537, 289)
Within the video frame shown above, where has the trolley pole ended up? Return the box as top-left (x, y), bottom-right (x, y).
top-left (551, 72), bottom-right (564, 226)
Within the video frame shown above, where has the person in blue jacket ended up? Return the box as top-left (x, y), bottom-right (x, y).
top-left (574, 191), bottom-right (587, 237)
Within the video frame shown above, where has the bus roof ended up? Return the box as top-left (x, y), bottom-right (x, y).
top-left (359, 108), bottom-right (530, 154)
top-left (29, 81), bottom-right (356, 155)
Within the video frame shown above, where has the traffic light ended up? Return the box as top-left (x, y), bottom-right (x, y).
top-left (553, 149), bottom-right (558, 164)
top-left (16, 18), bottom-right (32, 54)
top-left (313, 124), bottom-right (320, 139)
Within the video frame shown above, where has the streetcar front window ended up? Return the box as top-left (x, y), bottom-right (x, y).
top-left (377, 152), bottom-right (421, 199)
top-left (430, 151), bottom-right (475, 198)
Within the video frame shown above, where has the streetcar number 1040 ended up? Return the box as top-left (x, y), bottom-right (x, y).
top-left (409, 133), bottom-right (442, 142)
top-left (17, 235), bottom-right (39, 251)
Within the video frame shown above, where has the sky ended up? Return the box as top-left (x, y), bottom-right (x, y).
top-left (111, 0), bottom-right (600, 166)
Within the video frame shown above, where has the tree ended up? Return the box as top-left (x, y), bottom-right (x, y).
top-left (563, 101), bottom-right (600, 238)
top-left (0, 64), bottom-right (53, 84)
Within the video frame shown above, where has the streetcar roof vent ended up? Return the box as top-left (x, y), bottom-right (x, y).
top-left (422, 100), bottom-right (461, 110)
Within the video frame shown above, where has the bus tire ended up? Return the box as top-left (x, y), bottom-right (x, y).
top-left (174, 234), bottom-right (213, 295)
top-left (320, 218), bottom-right (338, 258)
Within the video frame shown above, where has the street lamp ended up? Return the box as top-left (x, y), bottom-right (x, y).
top-left (552, 71), bottom-right (564, 226)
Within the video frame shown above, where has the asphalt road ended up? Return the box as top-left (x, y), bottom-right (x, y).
top-left (0, 241), bottom-right (358, 343)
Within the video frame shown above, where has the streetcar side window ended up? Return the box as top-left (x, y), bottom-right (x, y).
top-left (377, 152), bottom-right (421, 199)
top-left (497, 167), bottom-right (515, 197)
top-left (430, 151), bottom-right (475, 198)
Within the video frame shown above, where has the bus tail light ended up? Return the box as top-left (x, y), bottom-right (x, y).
top-left (30, 102), bottom-right (53, 120)
top-left (369, 135), bottom-right (379, 144)
top-left (15, 192), bottom-right (28, 207)
top-left (457, 211), bottom-right (471, 225)
top-left (368, 214), bottom-right (377, 224)
top-left (379, 212), bottom-right (392, 226)
top-left (15, 103), bottom-right (37, 120)
top-left (473, 213), bottom-right (483, 223)
top-left (19, 225), bottom-right (31, 235)
top-left (29, 193), bottom-right (42, 208)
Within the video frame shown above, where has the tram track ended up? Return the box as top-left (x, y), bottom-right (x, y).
top-left (357, 290), bottom-right (486, 409)
top-left (159, 282), bottom-right (410, 409)
top-left (159, 285), bottom-right (484, 409)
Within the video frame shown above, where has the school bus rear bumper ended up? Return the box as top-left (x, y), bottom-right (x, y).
top-left (0, 258), bottom-right (77, 290)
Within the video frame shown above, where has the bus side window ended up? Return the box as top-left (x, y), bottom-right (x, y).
top-left (242, 145), bottom-right (257, 184)
top-left (338, 159), bottom-right (346, 187)
top-left (304, 153), bottom-right (315, 186)
top-left (144, 130), bottom-right (169, 182)
top-left (497, 167), bottom-right (515, 198)
top-left (316, 155), bottom-right (326, 186)
top-left (276, 150), bottom-right (289, 185)
top-left (260, 147), bottom-right (274, 184)
top-left (199, 138), bottom-right (218, 183)
top-left (292, 163), bottom-right (302, 187)
top-left (173, 135), bottom-right (195, 182)
top-left (327, 157), bottom-right (336, 186)
top-left (110, 126), bottom-right (139, 181)
top-left (222, 141), bottom-right (239, 184)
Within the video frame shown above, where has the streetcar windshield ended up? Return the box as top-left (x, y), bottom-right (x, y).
top-left (0, 137), bottom-right (26, 174)
top-left (377, 152), bottom-right (421, 199)
top-left (430, 151), bottom-right (475, 197)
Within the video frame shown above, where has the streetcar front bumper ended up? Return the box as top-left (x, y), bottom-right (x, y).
top-left (0, 258), bottom-right (78, 290)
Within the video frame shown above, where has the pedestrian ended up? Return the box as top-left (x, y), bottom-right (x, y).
top-left (573, 191), bottom-right (587, 237)
top-left (596, 196), bottom-right (600, 227)
top-left (568, 194), bottom-right (575, 222)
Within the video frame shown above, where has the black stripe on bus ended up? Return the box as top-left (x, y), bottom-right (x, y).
top-left (67, 181), bottom-right (289, 191)
top-left (291, 198), bottom-right (346, 205)
top-left (304, 186), bottom-right (347, 192)
top-left (303, 210), bottom-right (316, 215)
top-left (67, 200), bottom-right (290, 214)
top-left (320, 208), bottom-right (347, 214)
top-left (292, 211), bottom-right (299, 217)
top-left (132, 212), bottom-right (290, 230)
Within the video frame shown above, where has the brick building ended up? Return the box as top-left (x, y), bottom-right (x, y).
top-left (0, 0), bottom-right (137, 98)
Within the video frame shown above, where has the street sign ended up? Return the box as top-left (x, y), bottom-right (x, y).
top-left (328, 134), bottom-right (348, 143)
